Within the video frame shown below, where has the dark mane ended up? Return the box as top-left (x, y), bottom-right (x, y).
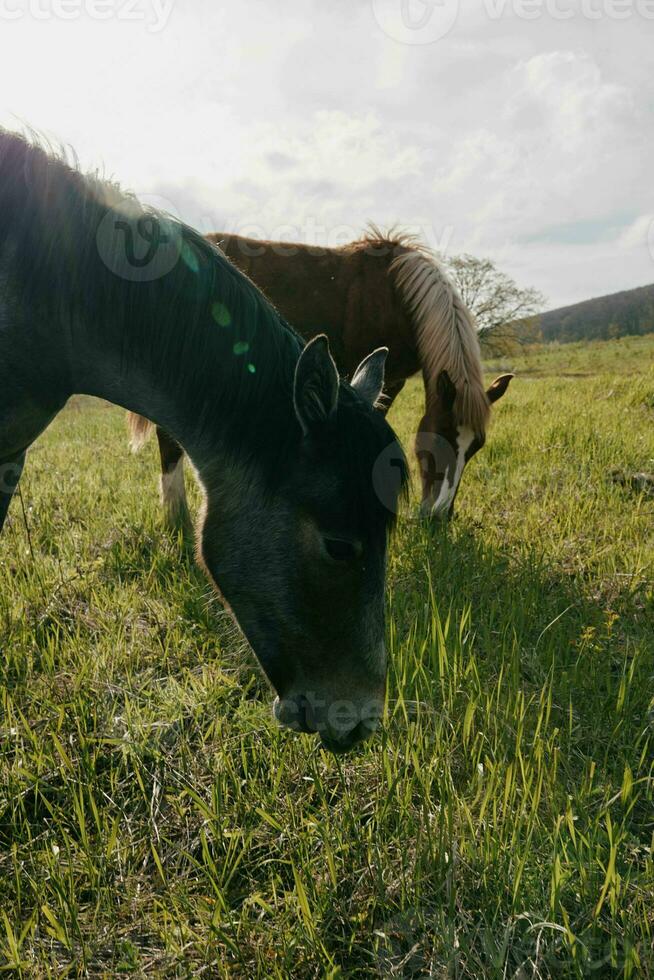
top-left (0, 130), bottom-right (408, 532)
top-left (0, 130), bottom-right (301, 445)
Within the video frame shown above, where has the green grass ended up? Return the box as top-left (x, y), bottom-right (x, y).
top-left (1, 334), bottom-right (653, 977)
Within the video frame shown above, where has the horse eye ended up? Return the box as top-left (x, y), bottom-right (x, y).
top-left (323, 538), bottom-right (359, 562)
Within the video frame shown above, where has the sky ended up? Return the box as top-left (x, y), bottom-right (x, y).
top-left (1, 0), bottom-right (653, 309)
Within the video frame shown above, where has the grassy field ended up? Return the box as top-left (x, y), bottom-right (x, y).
top-left (0, 334), bottom-right (653, 977)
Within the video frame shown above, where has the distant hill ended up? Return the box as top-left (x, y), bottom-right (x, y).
top-left (537, 282), bottom-right (654, 344)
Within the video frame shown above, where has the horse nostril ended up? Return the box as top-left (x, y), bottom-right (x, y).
top-left (273, 694), bottom-right (316, 733)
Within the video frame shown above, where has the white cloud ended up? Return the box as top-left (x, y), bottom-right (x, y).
top-left (1, 0), bottom-right (652, 308)
top-left (617, 214), bottom-right (654, 250)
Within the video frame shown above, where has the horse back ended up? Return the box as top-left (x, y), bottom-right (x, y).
top-left (208, 233), bottom-right (419, 385)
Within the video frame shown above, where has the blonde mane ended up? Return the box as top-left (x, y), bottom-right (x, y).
top-left (362, 226), bottom-right (490, 434)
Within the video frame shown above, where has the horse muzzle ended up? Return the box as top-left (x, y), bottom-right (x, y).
top-left (273, 691), bottom-right (383, 753)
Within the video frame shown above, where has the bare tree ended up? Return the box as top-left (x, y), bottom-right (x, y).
top-left (443, 253), bottom-right (546, 356)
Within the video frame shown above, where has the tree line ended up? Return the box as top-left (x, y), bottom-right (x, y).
top-left (536, 282), bottom-right (654, 345)
top-left (444, 253), bottom-right (654, 353)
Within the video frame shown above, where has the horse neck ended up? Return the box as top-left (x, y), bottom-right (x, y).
top-left (69, 277), bottom-right (299, 474)
top-left (217, 233), bottom-right (419, 381)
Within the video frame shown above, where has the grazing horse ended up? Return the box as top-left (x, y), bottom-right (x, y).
top-left (129, 230), bottom-right (512, 525)
top-left (0, 131), bottom-right (408, 754)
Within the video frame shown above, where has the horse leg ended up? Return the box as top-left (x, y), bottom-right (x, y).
top-left (0, 452), bottom-right (26, 534)
top-left (156, 427), bottom-right (190, 527)
top-left (380, 378), bottom-right (406, 415)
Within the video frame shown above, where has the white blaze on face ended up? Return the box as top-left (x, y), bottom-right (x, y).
top-left (428, 426), bottom-right (475, 519)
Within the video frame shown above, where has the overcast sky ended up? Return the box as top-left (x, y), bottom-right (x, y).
top-left (1, 0), bottom-right (653, 309)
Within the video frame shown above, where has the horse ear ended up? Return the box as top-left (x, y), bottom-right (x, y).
top-left (487, 373), bottom-right (514, 404)
top-left (351, 347), bottom-right (388, 406)
top-left (436, 370), bottom-right (457, 412)
top-left (294, 334), bottom-right (339, 434)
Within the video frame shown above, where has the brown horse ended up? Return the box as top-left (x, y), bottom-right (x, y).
top-left (129, 228), bottom-right (512, 523)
